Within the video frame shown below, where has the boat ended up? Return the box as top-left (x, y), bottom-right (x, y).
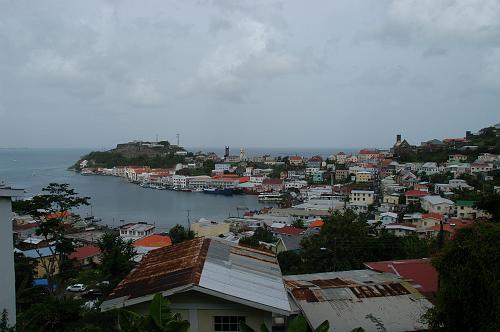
top-left (203, 188), bottom-right (234, 195)
top-left (258, 193), bottom-right (283, 201)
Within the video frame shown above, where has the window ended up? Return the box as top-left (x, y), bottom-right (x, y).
top-left (214, 316), bottom-right (246, 332)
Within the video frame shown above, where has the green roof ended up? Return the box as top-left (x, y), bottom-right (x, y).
top-left (456, 200), bottom-right (475, 207)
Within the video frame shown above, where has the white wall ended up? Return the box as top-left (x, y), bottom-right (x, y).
top-left (0, 197), bottom-right (16, 325)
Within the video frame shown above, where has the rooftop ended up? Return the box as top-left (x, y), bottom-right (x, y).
top-left (132, 234), bottom-right (172, 248)
top-left (103, 237), bottom-right (291, 314)
top-left (285, 270), bottom-right (432, 331)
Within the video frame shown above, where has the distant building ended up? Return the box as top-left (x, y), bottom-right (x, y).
top-left (420, 196), bottom-right (454, 214)
top-left (119, 222), bottom-right (155, 241)
top-left (349, 190), bottom-right (374, 206)
top-left (191, 219), bottom-right (230, 237)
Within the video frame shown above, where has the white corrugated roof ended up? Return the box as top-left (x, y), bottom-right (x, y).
top-left (199, 239), bottom-right (291, 314)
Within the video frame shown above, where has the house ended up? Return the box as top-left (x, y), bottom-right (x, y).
top-left (335, 152), bottom-right (347, 164)
top-left (288, 156), bottom-right (303, 166)
top-left (364, 258), bottom-right (438, 301)
top-left (448, 154), bottom-right (467, 162)
top-left (335, 169), bottom-right (349, 181)
top-left (454, 200), bottom-right (489, 219)
top-left (271, 225), bottom-right (305, 237)
top-left (132, 234), bottom-right (173, 262)
top-left (101, 238), bottom-right (292, 331)
top-left (405, 190), bottom-right (430, 205)
top-left (384, 223), bottom-right (417, 236)
top-left (355, 171), bottom-right (372, 183)
top-left (421, 196), bottom-right (454, 214)
top-left (358, 149), bottom-right (380, 162)
top-left (470, 163), bottom-right (493, 174)
top-left (383, 194), bottom-right (401, 206)
top-left (306, 156), bottom-right (322, 168)
top-left (434, 179), bottom-right (473, 193)
top-left (22, 246), bottom-right (59, 278)
top-left (191, 219), bottom-right (230, 237)
top-left (119, 222), bottom-right (155, 241)
top-left (414, 213), bottom-right (442, 230)
top-left (69, 245), bottom-right (101, 268)
top-left (421, 162), bottom-right (441, 175)
top-left (379, 212), bottom-right (398, 224)
top-left (349, 190), bottom-right (374, 206)
top-left (284, 270), bottom-right (432, 332)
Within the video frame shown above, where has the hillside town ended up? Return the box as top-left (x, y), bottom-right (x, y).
top-left (2, 124), bottom-right (500, 331)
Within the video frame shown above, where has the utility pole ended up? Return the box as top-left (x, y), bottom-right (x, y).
top-left (186, 209), bottom-right (191, 230)
top-left (176, 133), bottom-right (180, 146)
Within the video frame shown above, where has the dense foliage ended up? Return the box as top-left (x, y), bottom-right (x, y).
top-left (425, 222), bottom-right (500, 331)
top-left (168, 224), bottom-right (194, 244)
top-left (97, 233), bottom-right (136, 287)
top-left (239, 226), bottom-right (277, 247)
top-left (278, 210), bottom-right (433, 275)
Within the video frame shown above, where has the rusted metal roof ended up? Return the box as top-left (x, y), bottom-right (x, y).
top-left (105, 237), bottom-right (291, 314)
top-left (108, 237), bottom-right (209, 300)
top-left (285, 270), bottom-right (433, 331)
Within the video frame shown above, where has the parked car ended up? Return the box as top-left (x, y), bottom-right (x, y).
top-left (66, 284), bottom-right (87, 292)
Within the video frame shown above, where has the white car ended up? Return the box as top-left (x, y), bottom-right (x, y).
top-left (66, 284), bottom-right (87, 292)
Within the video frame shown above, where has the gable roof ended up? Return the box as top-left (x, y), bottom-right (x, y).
top-left (405, 190), bottom-right (430, 197)
top-left (103, 237), bottom-right (291, 314)
top-left (421, 195), bottom-right (454, 205)
top-left (69, 246), bottom-right (101, 260)
top-left (272, 226), bottom-right (305, 236)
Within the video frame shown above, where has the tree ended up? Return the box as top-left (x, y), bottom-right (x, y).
top-left (425, 222), bottom-right (500, 331)
top-left (475, 193), bottom-right (500, 221)
top-left (17, 183), bottom-right (89, 289)
top-left (97, 233), bottom-right (136, 287)
top-left (168, 225), bottom-right (194, 244)
top-left (118, 293), bottom-right (190, 332)
top-left (291, 219), bottom-right (306, 229)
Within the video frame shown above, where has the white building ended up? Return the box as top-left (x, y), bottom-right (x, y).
top-left (119, 223), bottom-right (155, 241)
top-left (420, 196), bottom-right (454, 214)
top-left (0, 186), bottom-right (23, 324)
top-left (214, 164), bottom-right (231, 173)
top-left (349, 190), bottom-right (374, 206)
top-left (172, 175), bottom-right (188, 189)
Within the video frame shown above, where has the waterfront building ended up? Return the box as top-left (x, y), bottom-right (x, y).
top-left (119, 222), bottom-right (155, 241)
top-left (191, 218), bottom-right (230, 237)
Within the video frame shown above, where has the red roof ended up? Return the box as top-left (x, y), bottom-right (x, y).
top-left (69, 246), bottom-right (101, 260)
top-left (364, 258), bottom-right (438, 296)
top-left (289, 156), bottom-right (302, 160)
top-left (308, 219), bottom-right (324, 228)
top-left (359, 149), bottom-right (379, 155)
top-left (133, 234), bottom-right (172, 248)
top-left (421, 213), bottom-right (442, 221)
top-left (405, 190), bottom-right (430, 197)
top-left (46, 211), bottom-right (71, 219)
top-left (272, 226), bottom-right (305, 236)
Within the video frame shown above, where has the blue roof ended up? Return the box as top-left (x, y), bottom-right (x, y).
top-left (22, 246), bottom-right (56, 259)
top-left (32, 278), bottom-right (49, 286)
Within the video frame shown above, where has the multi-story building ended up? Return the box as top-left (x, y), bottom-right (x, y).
top-left (349, 190), bottom-right (374, 206)
top-left (355, 171), bottom-right (372, 183)
top-left (119, 222), bottom-right (155, 241)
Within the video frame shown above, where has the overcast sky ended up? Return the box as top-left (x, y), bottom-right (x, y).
top-left (0, 0), bottom-right (499, 149)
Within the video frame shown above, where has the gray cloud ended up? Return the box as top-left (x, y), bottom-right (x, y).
top-left (0, 0), bottom-right (499, 149)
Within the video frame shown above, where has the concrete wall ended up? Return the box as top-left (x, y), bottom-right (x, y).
top-left (0, 197), bottom-right (16, 325)
top-left (127, 290), bottom-right (273, 332)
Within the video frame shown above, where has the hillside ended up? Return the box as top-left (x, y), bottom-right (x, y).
top-left (72, 141), bottom-right (189, 170)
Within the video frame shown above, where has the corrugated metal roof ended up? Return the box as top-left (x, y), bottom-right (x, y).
top-left (199, 239), bottom-right (291, 313)
top-left (285, 270), bottom-right (433, 332)
top-left (105, 237), bottom-right (291, 314)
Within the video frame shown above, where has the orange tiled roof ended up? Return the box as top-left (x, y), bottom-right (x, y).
top-left (133, 234), bottom-right (172, 248)
top-left (308, 219), bottom-right (324, 228)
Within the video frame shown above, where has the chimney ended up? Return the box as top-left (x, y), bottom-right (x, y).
top-left (396, 134), bottom-right (402, 144)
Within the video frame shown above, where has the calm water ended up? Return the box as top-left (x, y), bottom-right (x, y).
top-left (0, 147), bottom-right (358, 230)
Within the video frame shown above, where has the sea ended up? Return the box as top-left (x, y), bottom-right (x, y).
top-left (0, 147), bottom-right (358, 230)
